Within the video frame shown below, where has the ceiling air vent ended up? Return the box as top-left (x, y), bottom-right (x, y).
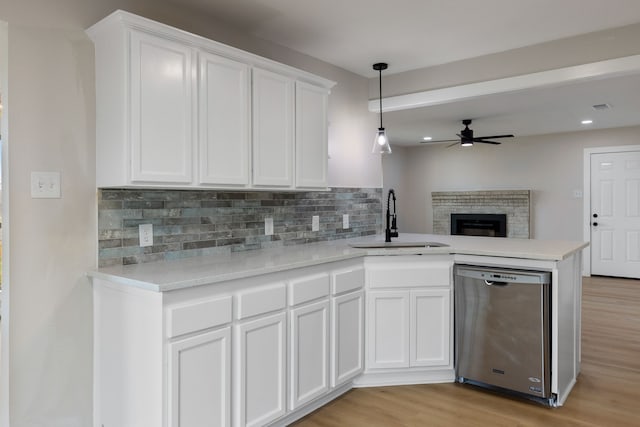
top-left (592, 103), bottom-right (611, 111)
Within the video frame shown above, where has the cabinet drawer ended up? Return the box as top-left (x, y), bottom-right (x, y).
top-left (167, 295), bottom-right (232, 338)
top-left (332, 267), bottom-right (365, 295)
top-left (368, 259), bottom-right (451, 288)
top-left (236, 283), bottom-right (286, 319)
top-left (289, 273), bottom-right (330, 306)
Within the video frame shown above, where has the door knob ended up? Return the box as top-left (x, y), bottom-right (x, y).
top-left (592, 222), bottom-right (598, 227)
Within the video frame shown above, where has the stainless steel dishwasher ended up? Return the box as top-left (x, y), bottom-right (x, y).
top-left (454, 265), bottom-right (553, 405)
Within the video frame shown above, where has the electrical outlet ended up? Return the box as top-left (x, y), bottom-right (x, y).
top-left (139, 224), bottom-right (153, 247)
top-left (342, 214), bottom-right (349, 229)
top-left (265, 218), bottom-right (274, 236)
top-left (312, 215), bottom-right (320, 232)
top-left (30, 171), bottom-right (61, 198)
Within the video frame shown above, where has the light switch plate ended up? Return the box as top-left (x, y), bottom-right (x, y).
top-left (312, 215), bottom-right (320, 232)
top-left (343, 214), bottom-right (349, 229)
top-left (139, 224), bottom-right (153, 247)
top-left (265, 218), bottom-right (274, 236)
top-left (30, 171), bottom-right (61, 198)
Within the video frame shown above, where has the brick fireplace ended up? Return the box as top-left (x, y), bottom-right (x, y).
top-left (432, 190), bottom-right (530, 238)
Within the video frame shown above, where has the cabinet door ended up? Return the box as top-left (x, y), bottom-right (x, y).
top-left (332, 290), bottom-right (364, 387)
top-left (410, 289), bottom-right (452, 367)
top-left (367, 291), bottom-right (410, 369)
top-left (235, 312), bottom-right (286, 427)
top-left (295, 82), bottom-right (329, 189)
top-left (168, 328), bottom-right (231, 427)
top-left (198, 52), bottom-right (250, 186)
top-left (129, 30), bottom-right (194, 184)
top-left (252, 68), bottom-right (294, 187)
top-left (289, 300), bottom-right (330, 410)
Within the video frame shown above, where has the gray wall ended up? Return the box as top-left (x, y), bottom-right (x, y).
top-left (383, 125), bottom-right (640, 241)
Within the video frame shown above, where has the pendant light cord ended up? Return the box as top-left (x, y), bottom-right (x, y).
top-left (378, 67), bottom-right (383, 128)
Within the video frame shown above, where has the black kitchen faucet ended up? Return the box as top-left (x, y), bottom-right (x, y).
top-left (385, 189), bottom-right (398, 242)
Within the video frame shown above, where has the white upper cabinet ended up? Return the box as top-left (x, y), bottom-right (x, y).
top-left (87, 10), bottom-right (335, 190)
top-left (252, 68), bottom-right (295, 188)
top-left (296, 82), bottom-right (329, 189)
top-left (130, 30), bottom-right (194, 184)
top-left (198, 52), bottom-right (251, 186)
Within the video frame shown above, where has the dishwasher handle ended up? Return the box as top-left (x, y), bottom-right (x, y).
top-left (485, 280), bottom-right (509, 286)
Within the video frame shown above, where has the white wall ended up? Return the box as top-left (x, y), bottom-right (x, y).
top-left (0, 1), bottom-right (378, 425)
top-left (381, 146), bottom-right (408, 221)
top-left (2, 14), bottom-right (97, 427)
top-left (0, 19), bottom-right (9, 427)
top-left (383, 126), bottom-right (640, 241)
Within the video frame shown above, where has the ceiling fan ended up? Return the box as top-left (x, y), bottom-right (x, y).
top-left (422, 119), bottom-right (514, 147)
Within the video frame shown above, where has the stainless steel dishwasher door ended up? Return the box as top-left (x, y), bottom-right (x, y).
top-left (454, 265), bottom-right (551, 400)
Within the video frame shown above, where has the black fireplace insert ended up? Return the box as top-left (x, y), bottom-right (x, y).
top-left (451, 213), bottom-right (507, 237)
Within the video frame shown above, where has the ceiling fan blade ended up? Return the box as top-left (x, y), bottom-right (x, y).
top-left (475, 134), bottom-right (514, 139)
top-left (476, 140), bottom-right (501, 145)
top-left (420, 138), bottom-right (459, 143)
top-left (446, 142), bottom-right (460, 148)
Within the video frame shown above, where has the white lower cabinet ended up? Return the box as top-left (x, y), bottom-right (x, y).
top-left (331, 290), bottom-right (365, 387)
top-left (235, 311), bottom-right (287, 427)
top-left (92, 257), bottom-right (451, 427)
top-left (363, 256), bottom-right (454, 385)
top-left (289, 300), bottom-right (330, 410)
top-left (367, 291), bottom-right (410, 369)
top-left (168, 328), bottom-right (231, 427)
top-left (367, 289), bottom-right (452, 370)
top-left (410, 289), bottom-right (451, 367)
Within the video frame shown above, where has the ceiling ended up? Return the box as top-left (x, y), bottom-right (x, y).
top-left (383, 68), bottom-right (640, 146)
top-left (170, 0), bottom-right (640, 145)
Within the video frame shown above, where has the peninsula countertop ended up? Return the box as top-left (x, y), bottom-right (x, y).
top-left (88, 233), bottom-right (588, 292)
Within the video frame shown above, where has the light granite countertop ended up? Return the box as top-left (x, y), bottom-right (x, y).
top-left (88, 233), bottom-right (588, 292)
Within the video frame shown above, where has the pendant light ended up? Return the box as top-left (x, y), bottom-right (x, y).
top-left (372, 62), bottom-right (392, 154)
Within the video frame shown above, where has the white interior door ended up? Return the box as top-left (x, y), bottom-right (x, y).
top-left (590, 151), bottom-right (640, 278)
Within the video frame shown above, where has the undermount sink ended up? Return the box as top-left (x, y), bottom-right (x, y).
top-left (349, 241), bottom-right (449, 249)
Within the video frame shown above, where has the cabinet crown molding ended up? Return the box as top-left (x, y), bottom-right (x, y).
top-left (87, 9), bottom-right (336, 90)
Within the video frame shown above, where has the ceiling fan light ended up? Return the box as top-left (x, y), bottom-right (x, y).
top-left (461, 140), bottom-right (473, 147)
top-left (372, 127), bottom-right (392, 154)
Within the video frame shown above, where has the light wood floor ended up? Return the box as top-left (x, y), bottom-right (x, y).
top-left (293, 276), bottom-right (640, 426)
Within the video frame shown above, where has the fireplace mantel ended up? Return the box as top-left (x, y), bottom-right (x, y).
top-left (432, 190), bottom-right (530, 238)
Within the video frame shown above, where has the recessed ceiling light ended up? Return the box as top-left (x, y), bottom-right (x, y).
top-left (422, 136), bottom-right (432, 141)
top-left (581, 119), bottom-right (593, 125)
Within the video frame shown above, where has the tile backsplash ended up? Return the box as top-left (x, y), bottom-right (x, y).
top-left (98, 188), bottom-right (383, 267)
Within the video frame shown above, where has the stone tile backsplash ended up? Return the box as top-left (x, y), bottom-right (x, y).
top-left (98, 188), bottom-right (383, 267)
